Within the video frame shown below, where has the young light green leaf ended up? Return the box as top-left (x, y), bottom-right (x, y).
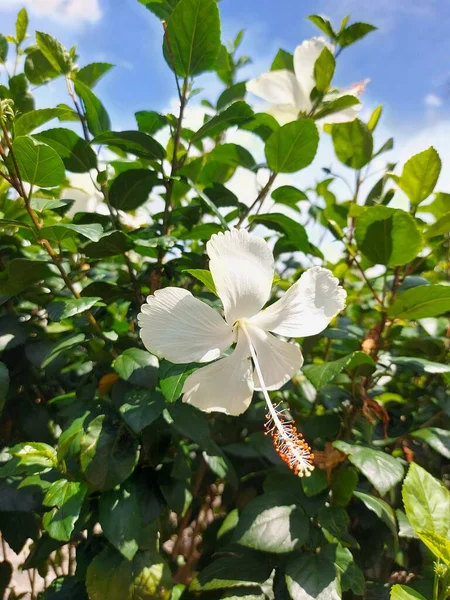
top-left (74, 79), bottom-right (111, 137)
top-left (42, 479), bottom-right (87, 542)
top-left (331, 119), bottom-right (373, 169)
top-left (183, 269), bottom-right (217, 294)
top-left (390, 584), bottom-right (427, 600)
top-left (35, 32), bottom-right (72, 74)
top-left (16, 8), bottom-right (29, 44)
top-left (394, 147), bottom-right (441, 206)
top-left (388, 284), bottom-right (450, 320)
top-left (314, 47), bottom-right (335, 92)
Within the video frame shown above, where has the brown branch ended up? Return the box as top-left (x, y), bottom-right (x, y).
top-left (237, 171), bottom-right (278, 228)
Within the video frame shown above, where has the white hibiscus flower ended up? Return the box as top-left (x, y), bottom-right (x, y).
top-left (138, 229), bottom-right (346, 476)
top-left (247, 37), bottom-right (367, 125)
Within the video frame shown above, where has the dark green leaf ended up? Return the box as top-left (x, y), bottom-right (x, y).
top-left (34, 128), bottom-right (97, 173)
top-left (265, 119), bottom-right (319, 173)
top-left (394, 147), bottom-right (442, 206)
top-left (47, 297), bottom-right (102, 322)
top-left (109, 169), bottom-right (159, 210)
top-left (41, 576), bottom-right (88, 600)
top-left (285, 551), bottom-right (340, 600)
top-left (42, 479), bottom-right (87, 542)
top-left (249, 213), bottom-right (310, 253)
top-left (334, 441), bottom-right (404, 496)
top-left (314, 95), bottom-right (360, 121)
top-left (163, 0), bottom-right (221, 77)
top-left (338, 22), bottom-right (377, 48)
top-left (271, 49), bottom-right (294, 72)
top-left (74, 62), bottom-right (114, 88)
top-left (355, 206), bottom-right (424, 266)
top-left (192, 101), bottom-right (254, 142)
top-left (24, 46), bottom-right (60, 84)
top-left (0, 258), bottom-right (53, 298)
top-left (80, 415), bottom-right (139, 491)
top-left (41, 222), bottom-right (104, 243)
top-left (308, 15), bottom-right (336, 38)
top-left (271, 185), bottom-right (308, 208)
top-left (92, 130), bottom-right (165, 160)
top-left (217, 82), bottom-right (246, 110)
top-left (331, 119), bottom-right (373, 169)
top-left (0, 35), bottom-right (8, 63)
top-left (303, 351), bottom-right (376, 388)
top-left (84, 230), bottom-right (129, 258)
top-left (353, 491), bottom-right (397, 537)
top-left (208, 143), bottom-right (256, 169)
top-left (9, 136), bottom-right (65, 187)
top-left (86, 548), bottom-right (172, 600)
top-left (113, 348), bottom-right (159, 388)
top-left (119, 389), bottom-right (165, 434)
top-left (0, 561), bottom-right (12, 598)
top-left (138, 0), bottom-right (179, 20)
top-left (74, 79), bottom-right (111, 137)
top-left (135, 111), bottom-right (168, 135)
top-left (0, 362), bottom-right (9, 414)
top-left (36, 31), bottom-right (72, 73)
top-left (159, 361), bottom-right (198, 402)
top-left (233, 492), bottom-right (309, 553)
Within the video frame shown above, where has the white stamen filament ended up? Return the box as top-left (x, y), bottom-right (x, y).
top-left (240, 322), bottom-right (314, 477)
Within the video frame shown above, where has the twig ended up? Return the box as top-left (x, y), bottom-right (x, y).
top-left (237, 171), bottom-right (277, 228)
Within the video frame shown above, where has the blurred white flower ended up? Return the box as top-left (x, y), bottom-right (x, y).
top-left (247, 37), bottom-right (366, 125)
top-left (138, 229), bottom-right (346, 476)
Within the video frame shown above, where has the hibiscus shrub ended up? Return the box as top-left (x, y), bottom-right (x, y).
top-left (0, 3), bottom-right (449, 600)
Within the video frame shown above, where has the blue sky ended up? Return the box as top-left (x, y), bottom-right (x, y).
top-left (0, 0), bottom-right (449, 129)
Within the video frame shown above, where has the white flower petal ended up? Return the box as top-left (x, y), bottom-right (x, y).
top-left (293, 37), bottom-right (328, 110)
top-left (249, 267), bottom-right (346, 338)
top-left (138, 287), bottom-right (234, 364)
top-left (247, 70), bottom-right (303, 110)
top-left (266, 103), bottom-right (301, 125)
top-left (247, 324), bottom-right (303, 391)
top-left (182, 331), bottom-right (254, 415)
top-left (207, 229), bottom-right (275, 324)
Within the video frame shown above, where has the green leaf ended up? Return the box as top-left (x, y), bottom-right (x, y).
top-left (41, 222), bottom-right (104, 243)
top-left (303, 351), bottom-right (376, 389)
top-left (338, 22), bottom-right (377, 48)
top-left (271, 48), bottom-right (294, 72)
top-left (159, 361), bottom-right (198, 403)
top-left (249, 213), bottom-right (310, 253)
top-left (314, 95), bottom-right (360, 121)
top-left (394, 147), bottom-right (441, 206)
top-left (10, 442), bottom-right (57, 470)
top-left (0, 35), bottom-right (8, 63)
top-left (163, 0), bottom-right (221, 77)
top-left (241, 112), bottom-right (279, 142)
top-left (233, 492), bottom-right (309, 553)
top-left (41, 333), bottom-right (86, 369)
top-left (109, 169), bottom-right (159, 211)
top-left (0, 362), bottom-right (9, 415)
top-left (24, 46), bottom-right (60, 84)
top-left (40, 576), bottom-right (88, 599)
top-left (74, 79), bottom-right (111, 137)
top-left (314, 47), bottom-right (335, 92)
top-left (138, 0), bottom-right (179, 20)
top-left (265, 119), bottom-right (319, 173)
top-left (355, 206), bottom-right (424, 267)
top-left (47, 297), bottom-right (102, 322)
top-left (271, 185), bottom-right (308, 208)
top-left (74, 62), bottom-right (114, 88)
top-left (390, 584), bottom-right (427, 600)
top-left (92, 130), bottom-right (165, 160)
top-left (191, 550), bottom-right (272, 591)
top-left (135, 111), bottom-right (168, 136)
top-left (99, 475), bottom-right (160, 559)
top-left (35, 32), bottom-right (72, 74)
top-left (334, 441), bottom-right (404, 496)
top-left (307, 15), bottom-right (336, 38)
top-left (390, 356), bottom-right (450, 374)
top-left (426, 213), bottom-right (450, 238)
top-left (207, 143), bottom-right (256, 169)
top-left (388, 284), bottom-right (450, 320)
top-left (119, 389), bottom-right (165, 434)
top-left (84, 230), bottom-right (129, 258)
top-left (217, 82), bottom-right (246, 110)
top-left (168, 402), bottom-right (211, 446)
top-left (353, 491), bottom-right (397, 537)
top-left (331, 119), bottom-right (373, 169)
top-left (80, 415), bottom-right (139, 491)
top-left (16, 9), bottom-right (29, 44)
top-left (15, 108), bottom-right (67, 136)
top-left (183, 269), bottom-right (217, 294)
top-left (192, 101), bottom-right (254, 142)
top-left (411, 427), bottom-right (450, 459)
top-left (331, 468), bottom-right (358, 507)
top-left (285, 551), bottom-right (340, 600)
top-left (333, 545), bottom-right (365, 595)
top-left (8, 72), bottom-right (35, 113)
top-left (9, 137), bottom-right (65, 187)
top-left (33, 128), bottom-right (97, 173)
top-left (402, 463), bottom-right (450, 548)
top-left (86, 547), bottom-right (172, 600)
top-left (0, 258), bottom-right (53, 298)
top-left (113, 349), bottom-right (159, 388)
top-left (42, 479), bottom-right (87, 542)
top-left (415, 530), bottom-right (450, 565)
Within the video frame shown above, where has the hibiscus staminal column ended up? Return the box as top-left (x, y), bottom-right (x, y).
top-left (240, 322), bottom-right (314, 477)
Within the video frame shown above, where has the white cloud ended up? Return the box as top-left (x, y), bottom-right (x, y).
top-left (1, 0), bottom-right (101, 26)
top-left (424, 93), bottom-right (443, 108)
